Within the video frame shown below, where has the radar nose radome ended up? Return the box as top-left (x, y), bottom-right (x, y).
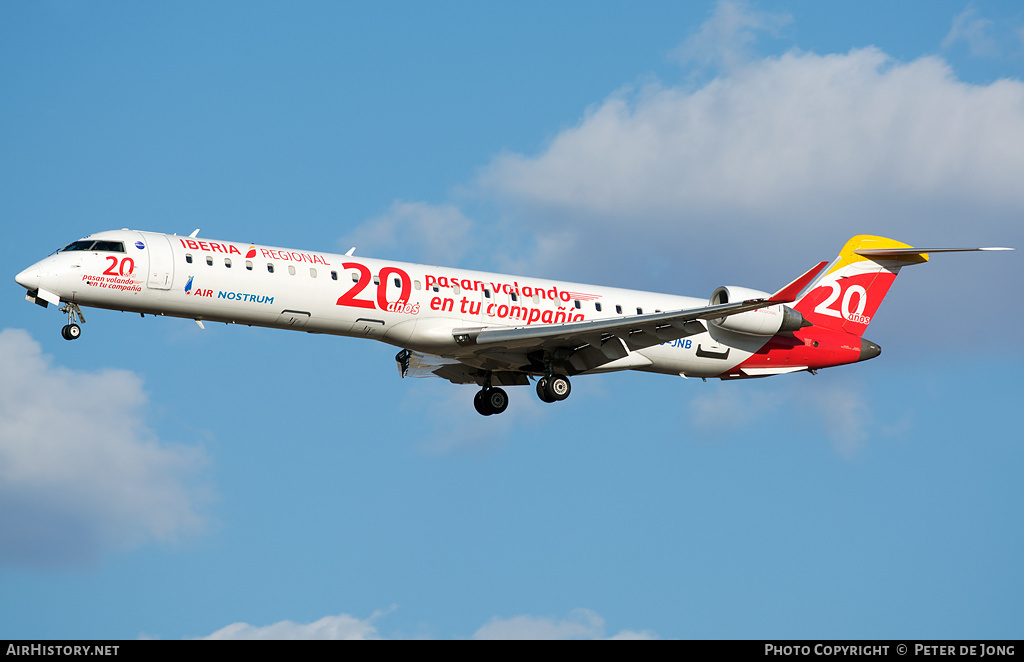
top-left (15, 266), bottom-right (41, 291)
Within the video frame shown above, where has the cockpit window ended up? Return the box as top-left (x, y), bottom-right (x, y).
top-left (61, 240), bottom-right (96, 252)
top-left (60, 240), bottom-right (125, 253)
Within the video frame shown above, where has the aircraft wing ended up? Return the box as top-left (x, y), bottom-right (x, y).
top-left (443, 261), bottom-right (828, 375)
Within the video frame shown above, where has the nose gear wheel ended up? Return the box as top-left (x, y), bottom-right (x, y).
top-left (58, 302), bottom-right (86, 341)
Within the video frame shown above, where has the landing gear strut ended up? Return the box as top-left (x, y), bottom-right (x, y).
top-left (59, 302), bottom-right (86, 341)
top-left (536, 374), bottom-right (571, 403)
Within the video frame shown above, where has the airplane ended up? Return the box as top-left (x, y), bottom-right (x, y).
top-left (14, 230), bottom-right (1011, 415)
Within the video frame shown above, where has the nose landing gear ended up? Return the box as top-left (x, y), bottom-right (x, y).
top-left (58, 302), bottom-right (86, 341)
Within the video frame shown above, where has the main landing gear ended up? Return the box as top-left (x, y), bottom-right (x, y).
top-left (536, 374), bottom-right (571, 403)
top-left (474, 386), bottom-right (509, 416)
top-left (59, 302), bottom-right (86, 341)
top-left (471, 372), bottom-right (572, 416)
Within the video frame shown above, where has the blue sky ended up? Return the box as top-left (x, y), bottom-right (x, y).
top-left (1, 0), bottom-right (1022, 639)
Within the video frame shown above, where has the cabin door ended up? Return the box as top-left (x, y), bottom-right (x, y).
top-left (140, 232), bottom-right (174, 290)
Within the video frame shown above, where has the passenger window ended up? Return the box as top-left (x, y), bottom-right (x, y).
top-left (393, 277), bottom-right (400, 288)
top-left (268, 263), bottom-right (275, 273)
top-left (351, 272), bottom-right (359, 283)
top-left (595, 303), bottom-right (602, 312)
top-left (288, 265), bottom-right (296, 276)
top-left (637, 307), bottom-right (643, 315)
top-left (310, 268), bottom-right (317, 278)
top-left (511, 292), bottom-right (517, 302)
top-left (373, 275), bottom-right (380, 285)
top-left (574, 300), bottom-right (581, 309)
top-left (246, 260), bottom-right (253, 270)
top-left (616, 305), bottom-right (622, 314)
top-left (331, 271), bottom-right (338, 281)
top-left (224, 258), bottom-right (232, 268)
top-left (206, 256), bottom-right (213, 266)
top-left (414, 280), bottom-right (421, 290)
top-left (484, 289), bottom-right (491, 298)
top-left (453, 284), bottom-right (460, 295)
top-left (186, 254), bottom-right (193, 264)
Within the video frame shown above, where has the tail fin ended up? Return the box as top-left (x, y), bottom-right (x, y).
top-left (793, 235), bottom-right (927, 337)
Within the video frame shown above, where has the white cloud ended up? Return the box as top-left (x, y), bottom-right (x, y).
top-left (670, 0), bottom-right (792, 72)
top-left (942, 6), bottom-right (999, 57)
top-left (204, 611), bottom-right (386, 640)
top-left (0, 329), bottom-right (210, 567)
top-left (482, 48), bottom-right (1024, 230)
top-left (473, 608), bottom-right (656, 640)
top-left (342, 200), bottom-right (475, 265)
top-left (200, 607), bottom-right (654, 640)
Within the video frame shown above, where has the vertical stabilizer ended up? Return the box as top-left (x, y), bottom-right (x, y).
top-left (793, 235), bottom-right (927, 337)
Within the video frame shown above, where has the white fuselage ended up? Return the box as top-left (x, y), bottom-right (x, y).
top-left (17, 229), bottom-right (778, 380)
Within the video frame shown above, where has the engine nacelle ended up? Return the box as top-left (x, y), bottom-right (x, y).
top-left (709, 286), bottom-right (808, 336)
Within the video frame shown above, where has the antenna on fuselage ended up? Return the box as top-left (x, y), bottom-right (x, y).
top-left (189, 229), bottom-right (200, 238)
top-left (345, 247), bottom-right (356, 256)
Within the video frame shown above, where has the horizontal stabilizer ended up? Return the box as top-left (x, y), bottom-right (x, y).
top-left (795, 235), bottom-right (1012, 337)
top-left (855, 247), bottom-right (1013, 257)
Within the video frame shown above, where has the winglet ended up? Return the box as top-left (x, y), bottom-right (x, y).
top-left (768, 261), bottom-right (829, 303)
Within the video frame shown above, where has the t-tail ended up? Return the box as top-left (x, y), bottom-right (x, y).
top-left (793, 235), bottom-right (1012, 338)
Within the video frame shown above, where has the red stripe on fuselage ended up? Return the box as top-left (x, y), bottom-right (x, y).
top-left (718, 327), bottom-right (863, 377)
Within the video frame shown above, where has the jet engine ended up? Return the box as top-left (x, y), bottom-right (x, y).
top-left (708, 286), bottom-right (809, 336)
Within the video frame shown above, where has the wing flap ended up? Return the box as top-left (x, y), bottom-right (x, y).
top-left (400, 350), bottom-right (531, 386)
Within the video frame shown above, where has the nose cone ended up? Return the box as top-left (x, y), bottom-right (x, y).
top-left (15, 266), bottom-right (41, 291)
top-left (859, 338), bottom-right (882, 362)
